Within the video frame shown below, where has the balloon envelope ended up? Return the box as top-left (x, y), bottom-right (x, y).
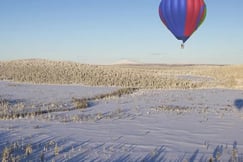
top-left (159, 0), bottom-right (206, 43)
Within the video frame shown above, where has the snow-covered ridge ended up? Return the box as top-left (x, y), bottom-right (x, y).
top-left (1, 59), bottom-right (242, 89)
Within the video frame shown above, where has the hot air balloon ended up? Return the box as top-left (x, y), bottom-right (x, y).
top-left (158, 0), bottom-right (206, 47)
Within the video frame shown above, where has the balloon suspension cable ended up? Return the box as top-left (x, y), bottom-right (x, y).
top-left (181, 43), bottom-right (184, 49)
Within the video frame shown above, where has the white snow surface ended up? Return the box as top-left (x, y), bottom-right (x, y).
top-left (1, 81), bottom-right (243, 161)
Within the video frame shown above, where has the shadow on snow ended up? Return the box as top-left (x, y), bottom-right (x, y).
top-left (234, 99), bottom-right (243, 110)
top-left (1, 132), bottom-right (243, 162)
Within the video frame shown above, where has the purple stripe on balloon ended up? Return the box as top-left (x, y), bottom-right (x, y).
top-left (195, 5), bottom-right (205, 30)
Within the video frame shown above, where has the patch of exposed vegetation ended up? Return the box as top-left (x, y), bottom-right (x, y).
top-left (0, 88), bottom-right (138, 120)
top-left (71, 98), bottom-right (89, 110)
top-left (152, 105), bottom-right (193, 115)
top-left (72, 87), bottom-right (138, 110)
top-left (45, 108), bottom-right (129, 123)
top-left (151, 104), bottom-right (234, 120)
top-left (92, 87), bottom-right (138, 99)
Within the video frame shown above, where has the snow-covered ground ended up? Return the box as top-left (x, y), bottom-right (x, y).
top-left (1, 80), bottom-right (243, 161)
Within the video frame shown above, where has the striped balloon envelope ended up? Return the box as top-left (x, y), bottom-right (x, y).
top-left (159, 0), bottom-right (206, 44)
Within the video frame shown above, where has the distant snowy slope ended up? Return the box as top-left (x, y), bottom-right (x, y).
top-left (111, 59), bottom-right (141, 65)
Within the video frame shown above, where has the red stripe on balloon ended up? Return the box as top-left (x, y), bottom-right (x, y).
top-left (184, 0), bottom-right (202, 36)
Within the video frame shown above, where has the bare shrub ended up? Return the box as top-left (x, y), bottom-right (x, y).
top-left (54, 144), bottom-right (59, 156)
top-left (1, 147), bottom-right (10, 162)
top-left (71, 98), bottom-right (89, 109)
top-left (93, 87), bottom-right (138, 99)
top-left (25, 144), bottom-right (32, 156)
top-left (72, 87), bottom-right (138, 110)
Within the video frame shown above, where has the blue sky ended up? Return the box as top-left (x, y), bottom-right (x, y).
top-left (0, 0), bottom-right (243, 64)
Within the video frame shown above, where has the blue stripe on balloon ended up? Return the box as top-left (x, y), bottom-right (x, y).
top-left (159, 0), bottom-right (188, 42)
top-left (168, 0), bottom-right (177, 36)
top-left (162, 0), bottom-right (176, 36)
top-left (171, 0), bottom-right (187, 38)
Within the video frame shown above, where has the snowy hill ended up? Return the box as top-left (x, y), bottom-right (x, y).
top-left (111, 59), bottom-right (141, 65)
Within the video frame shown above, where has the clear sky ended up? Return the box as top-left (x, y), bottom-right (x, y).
top-left (0, 0), bottom-right (243, 64)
